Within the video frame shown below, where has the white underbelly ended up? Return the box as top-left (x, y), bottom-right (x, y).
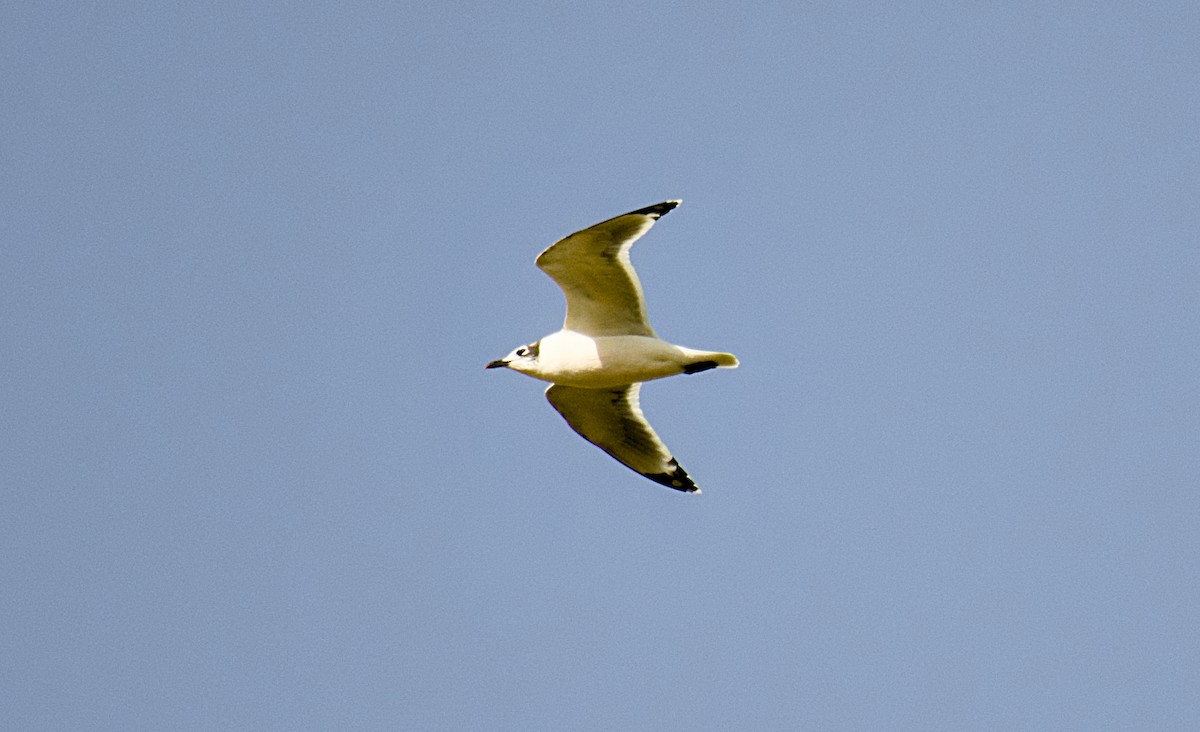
top-left (538, 331), bottom-right (684, 387)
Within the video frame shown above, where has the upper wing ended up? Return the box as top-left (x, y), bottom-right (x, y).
top-left (545, 383), bottom-right (698, 493)
top-left (535, 200), bottom-right (680, 337)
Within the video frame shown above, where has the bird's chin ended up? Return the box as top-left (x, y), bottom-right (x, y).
top-left (485, 359), bottom-right (508, 369)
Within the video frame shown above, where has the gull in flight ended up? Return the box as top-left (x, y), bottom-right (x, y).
top-left (486, 200), bottom-right (738, 493)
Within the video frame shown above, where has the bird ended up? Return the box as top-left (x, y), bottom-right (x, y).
top-left (486, 200), bottom-right (738, 493)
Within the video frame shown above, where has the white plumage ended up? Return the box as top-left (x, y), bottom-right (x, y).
top-left (486, 200), bottom-right (737, 493)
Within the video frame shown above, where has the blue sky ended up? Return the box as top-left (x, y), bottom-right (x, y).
top-left (3, 2), bottom-right (1198, 729)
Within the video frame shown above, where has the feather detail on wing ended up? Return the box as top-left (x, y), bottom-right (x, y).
top-left (535, 200), bottom-right (680, 337)
top-left (544, 383), bottom-right (698, 493)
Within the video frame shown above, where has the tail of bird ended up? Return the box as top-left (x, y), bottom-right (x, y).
top-left (708, 352), bottom-right (739, 368)
top-left (677, 347), bottom-right (739, 375)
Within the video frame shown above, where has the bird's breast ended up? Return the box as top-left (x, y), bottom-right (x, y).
top-left (536, 331), bottom-right (685, 388)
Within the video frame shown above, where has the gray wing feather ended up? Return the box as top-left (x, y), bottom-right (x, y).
top-left (544, 383), bottom-right (698, 493)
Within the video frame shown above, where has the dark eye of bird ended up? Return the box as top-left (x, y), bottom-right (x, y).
top-left (516, 348), bottom-right (527, 356)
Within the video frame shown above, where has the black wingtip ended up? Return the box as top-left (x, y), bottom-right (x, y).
top-left (630, 200), bottom-right (681, 220)
top-left (644, 458), bottom-right (700, 493)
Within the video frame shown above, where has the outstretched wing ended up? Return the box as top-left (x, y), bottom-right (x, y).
top-left (545, 383), bottom-right (698, 493)
top-left (535, 200), bottom-right (680, 337)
